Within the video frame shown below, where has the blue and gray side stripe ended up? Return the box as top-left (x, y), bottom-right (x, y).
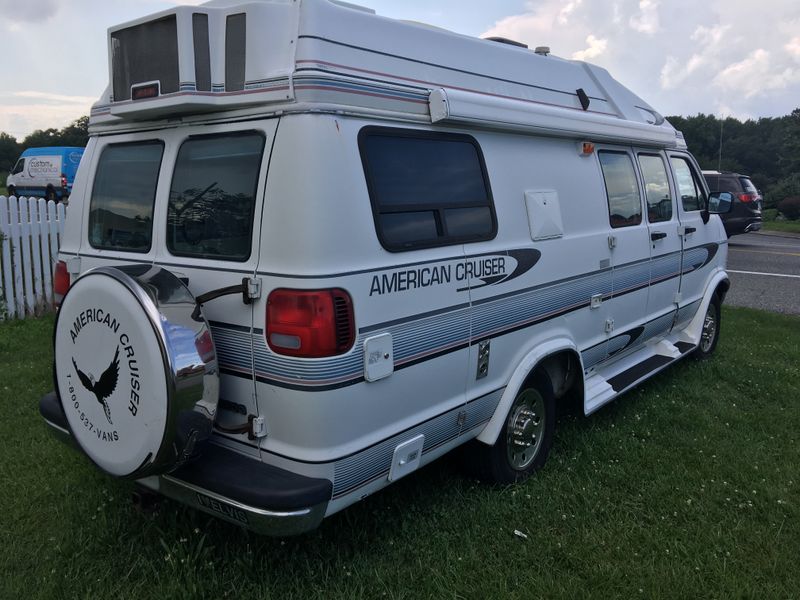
top-left (212, 244), bottom-right (718, 390)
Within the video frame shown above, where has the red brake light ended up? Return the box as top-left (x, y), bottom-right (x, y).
top-left (738, 193), bottom-right (754, 203)
top-left (54, 260), bottom-right (70, 306)
top-left (266, 288), bottom-right (355, 358)
top-left (60, 173), bottom-right (67, 188)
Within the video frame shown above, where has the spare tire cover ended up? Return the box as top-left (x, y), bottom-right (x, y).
top-left (54, 265), bottom-right (219, 478)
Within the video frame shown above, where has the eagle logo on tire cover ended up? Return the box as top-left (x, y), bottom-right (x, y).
top-left (72, 346), bottom-right (120, 425)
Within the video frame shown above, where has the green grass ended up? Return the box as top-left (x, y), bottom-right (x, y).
top-left (761, 220), bottom-right (800, 234)
top-left (2, 308), bottom-right (799, 599)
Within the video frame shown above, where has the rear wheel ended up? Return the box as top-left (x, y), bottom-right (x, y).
top-left (45, 186), bottom-right (57, 202)
top-left (692, 296), bottom-right (721, 360)
top-left (466, 372), bottom-right (555, 484)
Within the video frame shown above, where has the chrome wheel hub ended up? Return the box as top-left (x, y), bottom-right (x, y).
top-left (506, 389), bottom-right (545, 470)
top-left (700, 305), bottom-right (717, 353)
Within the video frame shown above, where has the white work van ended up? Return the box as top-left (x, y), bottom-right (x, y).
top-left (41, 0), bottom-right (733, 535)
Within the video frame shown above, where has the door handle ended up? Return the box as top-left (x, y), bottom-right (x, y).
top-left (684, 226), bottom-right (697, 234)
top-left (650, 231), bottom-right (667, 241)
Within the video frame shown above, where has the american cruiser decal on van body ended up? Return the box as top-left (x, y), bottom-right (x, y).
top-left (211, 244), bottom-right (720, 391)
top-left (368, 249), bottom-right (541, 297)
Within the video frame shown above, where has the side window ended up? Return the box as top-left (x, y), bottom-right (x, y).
top-left (89, 141), bottom-right (164, 252)
top-left (638, 154), bottom-right (672, 223)
top-left (359, 127), bottom-right (496, 251)
top-left (598, 151), bottom-right (642, 228)
top-left (11, 158), bottom-right (24, 175)
top-left (167, 131), bottom-right (265, 261)
top-left (670, 157), bottom-right (707, 212)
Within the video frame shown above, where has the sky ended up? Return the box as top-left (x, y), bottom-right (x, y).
top-left (0, 0), bottom-right (798, 139)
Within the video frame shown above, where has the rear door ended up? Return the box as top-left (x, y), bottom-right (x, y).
top-left (636, 152), bottom-right (681, 323)
top-left (153, 120), bottom-right (278, 443)
top-left (597, 148), bottom-right (650, 347)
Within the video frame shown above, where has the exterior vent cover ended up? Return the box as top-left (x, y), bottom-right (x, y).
top-left (111, 15), bottom-right (179, 101)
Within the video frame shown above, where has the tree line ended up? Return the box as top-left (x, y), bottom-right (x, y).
top-left (2, 110), bottom-right (799, 208)
top-left (667, 109), bottom-right (800, 209)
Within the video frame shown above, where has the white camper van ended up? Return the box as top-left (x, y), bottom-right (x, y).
top-left (41, 0), bottom-right (733, 535)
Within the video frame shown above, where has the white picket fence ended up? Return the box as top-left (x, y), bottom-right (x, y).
top-left (0, 195), bottom-right (67, 320)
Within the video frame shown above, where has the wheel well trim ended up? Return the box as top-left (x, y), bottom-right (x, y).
top-left (476, 336), bottom-right (582, 446)
top-left (680, 269), bottom-right (729, 346)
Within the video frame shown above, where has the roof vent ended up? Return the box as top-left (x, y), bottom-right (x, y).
top-left (534, 46), bottom-right (551, 56)
top-left (485, 36), bottom-right (528, 49)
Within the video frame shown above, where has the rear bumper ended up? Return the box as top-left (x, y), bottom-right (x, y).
top-left (723, 215), bottom-right (762, 236)
top-left (40, 391), bottom-right (331, 536)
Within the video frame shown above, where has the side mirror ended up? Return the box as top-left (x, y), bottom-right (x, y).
top-left (709, 191), bottom-right (733, 214)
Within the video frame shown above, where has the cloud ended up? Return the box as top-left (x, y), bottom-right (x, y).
top-left (713, 49), bottom-right (800, 98)
top-left (572, 35), bottom-right (608, 61)
top-left (0, 0), bottom-right (59, 26)
top-left (787, 36), bottom-right (800, 60)
top-left (480, 0), bottom-right (800, 118)
top-left (629, 0), bottom-right (660, 34)
top-left (0, 93), bottom-right (93, 139)
top-left (11, 91), bottom-right (98, 105)
top-left (557, 0), bottom-right (583, 25)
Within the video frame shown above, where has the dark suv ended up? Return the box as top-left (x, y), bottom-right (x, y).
top-left (702, 171), bottom-right (762, 236)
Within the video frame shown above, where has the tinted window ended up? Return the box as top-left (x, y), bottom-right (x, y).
top-left (167, 132), bottom-right (264, 261)
top-left (360, 128), bottom-right (496, 251)
top-left (670, 157), bottom-right (707, 212)
top-left (192, 13), bottom-right (211, 92)
top-left (638, 154), bottom-right (672, 223)
top-left (740, 178), bottom-right (758, 194)
top-left (11, 158), bottom-right (24, 175)
top-left (225, 14), bottom-right (246, 92)
top-left (598, 151), bottom-right (642, 228)
top-left (111, 16), bottom-right (179, 101)
top-left (89, 142), bottom-right (163, 252)
top-left (703, 174), bottom-right (719, 191)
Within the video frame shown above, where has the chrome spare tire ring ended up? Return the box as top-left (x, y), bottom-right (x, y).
top-left (54, 264), bottom-right (219, 479)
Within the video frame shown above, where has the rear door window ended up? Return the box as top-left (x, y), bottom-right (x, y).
top-left (670, 157), bottom-right (707, 212)
top-left (598, 151), bottom-right (642, 228)
top-left (167, 132), bottom-right (265, 261)
top-left (637, 154), bottom-right (672, 223)
top-left (359, 127), bottom-right (496, 251)
top-left (88, 141), bottom-right (164, 252)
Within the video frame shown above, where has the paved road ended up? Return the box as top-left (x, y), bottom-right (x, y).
top-left (725, 231), bottom-right (800, 315)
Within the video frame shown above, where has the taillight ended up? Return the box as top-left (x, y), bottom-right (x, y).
top-left (194, 331), bottom-right (216, 364)
top-left (738, 193), bottom-right (755, 203)
top-left (54, 260), bottom-right (70, 307)
top-left (266, 288), bottom-right (355, 358)
top-left (60, 174), bottom-right (67, 189)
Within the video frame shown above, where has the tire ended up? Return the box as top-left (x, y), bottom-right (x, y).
top-left (45, 186), bottom-right (57, 202)
top-left (7, 185), bottom-right (16, 198)
top-left (466, 371), bottom-right (556, 484)
top-left (692, 295), bottom-right (721, 361)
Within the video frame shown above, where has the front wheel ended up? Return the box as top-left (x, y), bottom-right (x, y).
top-left (692, 296), bottom-right (721, 360)
top-left (466, 372), bottom-right (556, 484)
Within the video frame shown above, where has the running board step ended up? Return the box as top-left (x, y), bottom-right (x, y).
top-left (607, 355), bottom-right (672, 392)
top-left (606, 341), bottom-right (695, 393)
